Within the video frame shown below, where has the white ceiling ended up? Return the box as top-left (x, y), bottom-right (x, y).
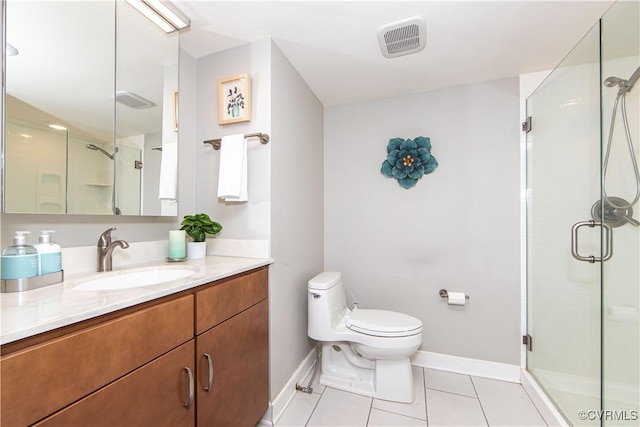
top-left (177, 0), bottom-right (615, 106)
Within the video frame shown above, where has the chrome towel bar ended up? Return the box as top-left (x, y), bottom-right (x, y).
top-left (203, 132), bottom-right (270, 150)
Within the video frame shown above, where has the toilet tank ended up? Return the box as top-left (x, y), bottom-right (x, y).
top-left (307, 272), bottom-right (348, 341)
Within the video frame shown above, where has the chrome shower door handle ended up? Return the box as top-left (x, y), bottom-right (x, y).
top-left (571, 220), bottom-right (613, 263)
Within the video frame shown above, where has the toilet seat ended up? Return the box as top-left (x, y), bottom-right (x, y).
top-left (346, 309), bottom-right (422, 337)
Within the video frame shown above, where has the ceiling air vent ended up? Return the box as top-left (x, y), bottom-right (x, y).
top-left (378, 16), bottom-right (426, 59)
top-left (115, 91), bottom-right (157, 109)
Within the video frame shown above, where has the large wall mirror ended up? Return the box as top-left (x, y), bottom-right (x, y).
top-left (3, 0), bottom-right (179, 216)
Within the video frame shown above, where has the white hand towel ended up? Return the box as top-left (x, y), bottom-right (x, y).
top-left (217, 134), bottom-right (248, 202)
top-left (158, 142), bottom-right (178, 201)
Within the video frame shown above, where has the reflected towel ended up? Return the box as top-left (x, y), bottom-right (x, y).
top-left (158, 142), bottom-right (178, 201)
top-left (217, 134), bottom-right (248, 202)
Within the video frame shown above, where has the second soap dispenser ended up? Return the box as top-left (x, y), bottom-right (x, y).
top-left (34, 230), bottom-right (62, 275)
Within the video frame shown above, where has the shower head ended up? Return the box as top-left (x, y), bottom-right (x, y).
top-left (85, 143), bottom-right (115, 160)
top-left (604, 76), bottom-right (627, 88)
top-left (604, 66), bottom-right (640, 93)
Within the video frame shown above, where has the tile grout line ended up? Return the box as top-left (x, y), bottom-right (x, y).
top-left (304, 387), bottom-right (325, 427)
top-left (371, 407), bottom-right (428, 423)
top-left (365, 394), bottom-right (374, 426)
top-left (425, 387), bottom-right (482, 400)
top-left (518, 380), bottom-right (551, 427)
top-left (423, 368), bottom-right (430, 426)
top-left (470, 376), bottom-right (490, 427)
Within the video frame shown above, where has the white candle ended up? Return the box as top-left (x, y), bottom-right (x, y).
top-left (168, 230), bottom-right (186, 259)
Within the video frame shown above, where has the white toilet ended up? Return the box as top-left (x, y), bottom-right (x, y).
top-left (307, 271), bottom-right (423, 403)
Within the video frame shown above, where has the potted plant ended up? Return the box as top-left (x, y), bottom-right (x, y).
top-left (180, 213), bottom-right (222, 259)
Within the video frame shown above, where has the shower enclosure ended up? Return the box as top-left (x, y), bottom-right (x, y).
top-left (526, 1), bottom-right (639, 425)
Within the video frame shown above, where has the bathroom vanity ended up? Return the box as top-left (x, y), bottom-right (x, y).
top-left (0, 259), bottom-right (270, 427)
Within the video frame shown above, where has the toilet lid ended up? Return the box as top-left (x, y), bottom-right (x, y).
top-left (346, 309), bottom-right (422, 337)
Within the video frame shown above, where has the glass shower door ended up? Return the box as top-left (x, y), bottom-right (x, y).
top-left (527, 1), bottom-right (640, 424)
top-left (526, 21), bottom-right (603, 426)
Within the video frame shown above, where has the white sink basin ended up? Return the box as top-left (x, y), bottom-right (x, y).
top-left (72, 266), bottom-right (199, 291)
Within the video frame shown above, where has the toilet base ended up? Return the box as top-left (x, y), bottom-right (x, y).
top-left (318, 343), bottom-right (415, 403)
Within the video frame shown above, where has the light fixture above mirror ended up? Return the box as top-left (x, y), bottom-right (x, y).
top-left (124, 0), bottom-right (190, 34)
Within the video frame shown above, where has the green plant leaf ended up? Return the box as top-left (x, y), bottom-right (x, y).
top-left (180, 213), bottom-right (222, 242)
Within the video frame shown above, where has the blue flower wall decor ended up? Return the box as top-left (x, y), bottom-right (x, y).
top-left (381, 137), bottom-right (438, 189)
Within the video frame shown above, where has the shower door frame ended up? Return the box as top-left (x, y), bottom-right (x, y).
top-left (524, 18), bottom-right (604, 427)
top-left (525, 2), bottom-right (640, 424)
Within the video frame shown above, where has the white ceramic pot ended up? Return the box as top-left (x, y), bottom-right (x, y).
top-left (186, 241), bottom-right (207, 260)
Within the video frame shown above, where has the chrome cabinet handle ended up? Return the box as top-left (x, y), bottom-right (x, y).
top-left (184, 367), bottom-right (194, 408)
top-left (204, 353), bottom-right (213, 392)
top-left (571, 220), bottom-right (613, 263)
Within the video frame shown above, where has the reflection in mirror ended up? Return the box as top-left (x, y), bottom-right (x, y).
top-left (68, 138), bottom-right (114, 215)
top-left (4, 119), bottom-right (68, 213)
top-left (3, 0), bottom-right (180, 216)
top-left (4, 1), bottom-right (114, 214)
top-left (116, 1), bottom-right (179, 216)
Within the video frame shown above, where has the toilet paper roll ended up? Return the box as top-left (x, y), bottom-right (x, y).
top-left (447, 291), bottom-right (466, 306)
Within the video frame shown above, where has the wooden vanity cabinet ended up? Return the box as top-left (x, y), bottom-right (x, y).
top-left (1, 295), bottom-right (194, 427)
top-left (195, 267), bottom-right (269, 427)
top-left (0, 266), bottom-right (269, 427)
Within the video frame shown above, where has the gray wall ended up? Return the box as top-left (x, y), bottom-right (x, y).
top-left (193, 40), bottom-right (324, 400)
top-left (269, 40), bottom-right (324, 397)
top-left (194, 40), bottom-right (272, 241)
top-left (324, 77), bottom-right (521, 365)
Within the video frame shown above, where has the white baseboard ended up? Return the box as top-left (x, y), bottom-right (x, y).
top-left (256, 407), bottom-right (274, 427)
top-left (270, 348), bottom-right (318, 425)
top-left (411, 350), bottom-right (521, 383)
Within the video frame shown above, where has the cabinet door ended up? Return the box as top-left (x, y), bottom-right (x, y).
top-left (197, 300), bottom-right (269, 427)
top-left (36, 340), bottom-right (196, 427)
top-left (1, 295), bottom-right (193, 426)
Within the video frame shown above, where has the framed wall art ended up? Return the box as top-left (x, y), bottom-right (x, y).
top-left (218, 73), bottom-right (251, 125)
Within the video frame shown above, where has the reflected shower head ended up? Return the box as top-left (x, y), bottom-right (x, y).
top-left (85, 143), bottom-right (115, 160)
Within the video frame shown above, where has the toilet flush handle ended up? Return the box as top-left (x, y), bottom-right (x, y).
top-left (310, 292), bottom-right (321, 299)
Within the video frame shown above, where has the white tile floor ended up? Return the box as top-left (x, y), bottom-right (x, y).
top-left (276, 367), bottom-right (549, 427)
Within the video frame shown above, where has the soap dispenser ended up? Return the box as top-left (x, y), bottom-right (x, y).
top-left (1, 231), bottom-right (39, 280)
top-left (34, 230), bottom-right (62, 275)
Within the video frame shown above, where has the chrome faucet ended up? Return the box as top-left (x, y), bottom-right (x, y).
top-left (97, 228), bottom-right (129, 272)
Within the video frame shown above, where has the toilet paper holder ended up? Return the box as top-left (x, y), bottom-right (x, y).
top-left (439, 289), bottom-right (470, 300)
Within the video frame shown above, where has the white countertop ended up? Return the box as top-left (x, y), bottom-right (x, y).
top-left (0, 256), bottom-right (273, 345)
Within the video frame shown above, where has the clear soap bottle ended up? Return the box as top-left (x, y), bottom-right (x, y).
top-left (0, 231), bottom-right (39, 280)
